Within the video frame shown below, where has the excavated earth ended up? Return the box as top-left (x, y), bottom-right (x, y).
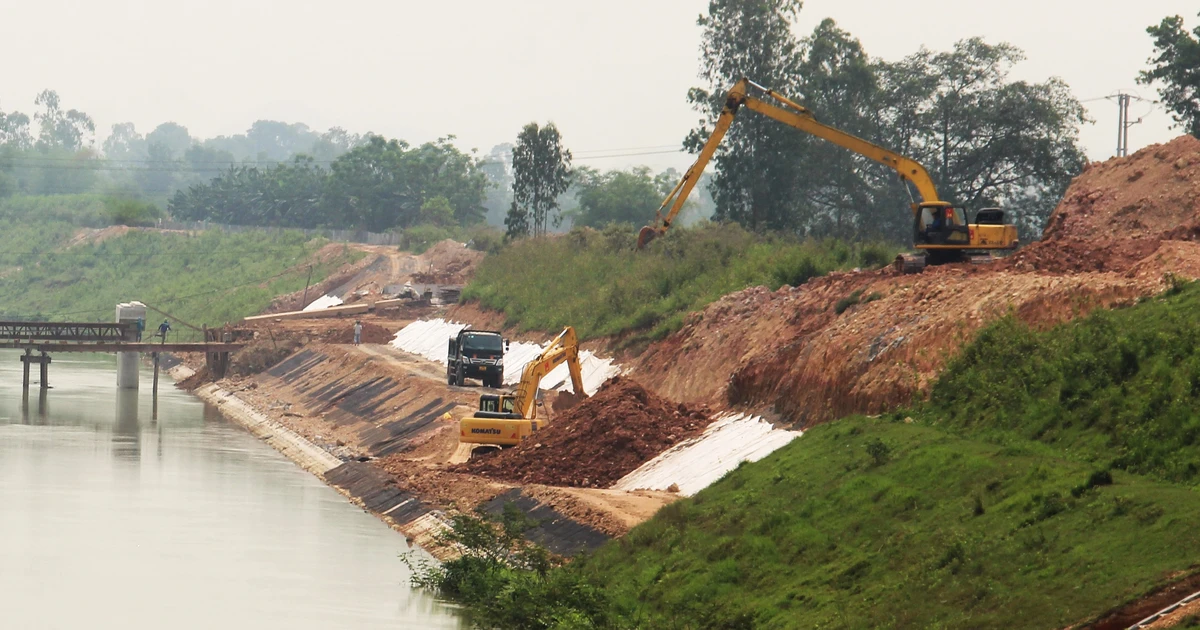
top-left (630, 135), bottom-right (1200, 427)
top-left (460, 377), bottom-right (710, 488)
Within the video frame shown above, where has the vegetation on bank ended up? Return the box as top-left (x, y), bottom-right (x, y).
top-left (463, 222), bottom-right (897, 344)
top-left (0, 210), bottom-right (358, 330)
top-left (414, 283), bottom-right (1200, 629)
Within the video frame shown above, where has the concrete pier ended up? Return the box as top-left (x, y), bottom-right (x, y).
top-left (116, 302), bottom-right (147, 390)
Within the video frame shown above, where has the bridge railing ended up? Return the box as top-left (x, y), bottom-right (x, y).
top-left (0, 321), bottom-right (137, 342)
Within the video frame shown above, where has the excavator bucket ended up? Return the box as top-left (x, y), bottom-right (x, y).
top-left (636, 226), bottom-right (659, 250)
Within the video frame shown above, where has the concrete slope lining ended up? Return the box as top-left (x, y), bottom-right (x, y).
top-left (390, 318), bottom-right (622, 395)
top-left (302, 294), bottom-right (344, 311)
top-left (613, 413), bottom-right (801, 496)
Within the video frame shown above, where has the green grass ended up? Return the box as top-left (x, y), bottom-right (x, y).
top-left (463, 222), bottom-right (897, 344)
top-left (582, 418), bottom-right (1200, 629)
top-left (920, 281), bottom-right (1200, 485)
top-left (415, 281), bottom-right (1200, 629)
top-left (0, 223), bottom-right (359, 331)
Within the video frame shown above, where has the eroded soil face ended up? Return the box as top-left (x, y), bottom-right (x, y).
top-left (630, 135), bottom-right (1200, 427)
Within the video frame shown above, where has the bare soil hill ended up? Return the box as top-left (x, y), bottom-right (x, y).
top-left (630, 135), bottom-right (1200, 427)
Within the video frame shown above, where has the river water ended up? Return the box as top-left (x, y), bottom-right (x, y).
top-left (0, 352), bottom-right (463, 629)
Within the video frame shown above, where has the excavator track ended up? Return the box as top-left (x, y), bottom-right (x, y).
top-left (894, 253), bottom-right (926, 274)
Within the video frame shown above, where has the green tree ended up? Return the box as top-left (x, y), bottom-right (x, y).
top-left (686, 0), bottom-right (806, 232)
top-left (508, 122), bottom-right (572, 238)
top-left (323, 135), bottom-right (417, 231)
top-left (1139, 12), bottom-right (1200, 137)
top-left (0, 105), bottom-right (33, 150)
top-left (103, 123), bottom-right (147, 161)
top-left (575, 166), bottom-right (662, 228)
top-left (33, 90), bottom-right (94, 151)
top-left (310, 127), bottom-right (362, 162)
top-left (877, 39), bottom-right (1087, 242)
top-left (396, 136), bottom-right (488, 225)
top-left (145, 122), bottom-right (193, 159)
top-left (246, 120), bottom-right (319, 162)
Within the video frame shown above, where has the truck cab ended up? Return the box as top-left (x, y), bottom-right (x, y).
top-left (447, 329), bottom-right (507, 388)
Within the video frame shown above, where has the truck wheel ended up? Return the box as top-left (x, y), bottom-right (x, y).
top-left (447, 367), bottom-right (454, 386)
top-left (456, 363), bottom-right (464, 387)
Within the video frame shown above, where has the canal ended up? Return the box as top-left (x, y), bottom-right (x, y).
top-left (0, 352), bottom-right (463, 629)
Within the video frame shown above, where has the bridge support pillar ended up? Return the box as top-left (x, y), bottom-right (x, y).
top-left (117, 351), bottom-right (139, 390)
top-left (19, 350), bottom-right (51, 391)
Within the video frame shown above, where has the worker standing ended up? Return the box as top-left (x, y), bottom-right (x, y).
top-left (158, 320), bottom-right (171, 344)
top-left (353, 320), bottom-right (363, 345)
top-left (135, 317), bottom-right (145, 342)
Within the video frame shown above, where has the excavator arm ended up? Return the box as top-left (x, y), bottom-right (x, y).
top-left (459, 326), bottom-right (585, 448)
top-left (639, 78), bottom-right (942, 248)
top-left (510, 326), bottom-right (583, 419)
top-left (638, 78), bottom-right (1017, 262)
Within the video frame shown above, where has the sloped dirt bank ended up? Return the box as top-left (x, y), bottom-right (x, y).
top-left (630, 135), bottom-right (1200, 427)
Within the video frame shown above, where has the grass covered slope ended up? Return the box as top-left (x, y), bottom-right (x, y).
top-left (573, 285), bottom-right (1200, 629)
top-left (923, 280), bottom-right (1200, 484)
top-left (462, 223), bottom-right (896, 343)
top-left (0, 225), bottom-right (357, 329)
top-left (585, 418), bottom-right (1200, 628)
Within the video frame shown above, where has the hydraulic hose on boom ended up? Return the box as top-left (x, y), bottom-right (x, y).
top-left (638, 78), bottom-right (1018, 270)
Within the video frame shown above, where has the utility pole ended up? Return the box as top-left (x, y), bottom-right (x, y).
top-left (1111, 92), bottom-right (1146, 158)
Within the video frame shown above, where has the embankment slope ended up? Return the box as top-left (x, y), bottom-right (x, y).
top-left (631, 135), bottom-right (1200, 426)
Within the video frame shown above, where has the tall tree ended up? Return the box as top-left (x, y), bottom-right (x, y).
top-left (103, 123), bottom-right (147, 161)
top-left (877, 39), bottom-right (1087, 241)
top-left (0, 104), bottom-right (33, 150)
top-left (33, 90), bottom-right (94, 151)
top-left (575, 166), bottom-right (664, 228)
top-left (1139, 12), bottom-right (1200, 138)
top-left (145, 122), bottom-right (194, 159)
top-left (508, 122), bottom-right (572, 238)
top-left (686, 0), bottom-right (806, 232)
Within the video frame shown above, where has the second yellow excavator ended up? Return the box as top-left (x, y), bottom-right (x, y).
top-left (639, 78), bottom-right (1019, 271)
top-left (458, 326), bottom-right (585, 448)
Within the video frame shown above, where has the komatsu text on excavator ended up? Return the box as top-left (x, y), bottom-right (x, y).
top-left (459, 326), bottom-right (585, 448)
top-left (638, 78), bottom-right (1019, 272)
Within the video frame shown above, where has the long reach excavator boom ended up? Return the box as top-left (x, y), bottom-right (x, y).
top-left (638, 78), bottom-right (1018, 270)
top-left (459, 327), bottom-right (585, 448)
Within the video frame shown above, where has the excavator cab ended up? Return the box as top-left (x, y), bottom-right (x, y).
top-left (914, 202), bottom-right (970, 247)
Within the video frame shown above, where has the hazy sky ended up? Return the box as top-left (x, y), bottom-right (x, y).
top-left (0, 0), bottom-right (1193, 172)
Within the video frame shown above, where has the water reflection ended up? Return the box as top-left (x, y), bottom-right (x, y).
top-left (0, 351), bottom-right (462, 629)
top-left (113, 387), bottom-right (140, 460)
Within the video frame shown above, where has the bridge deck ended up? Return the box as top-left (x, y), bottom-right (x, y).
top-left (0, 342), bottom-right (243, 353)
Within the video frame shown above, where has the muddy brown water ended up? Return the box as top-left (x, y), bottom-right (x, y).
top-left (0, 351), bottom-right (462, 629)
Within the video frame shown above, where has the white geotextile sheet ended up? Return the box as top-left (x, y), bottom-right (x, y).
top-left (302, 294), bottom-right (344, 311)
top-left (613, 413), bottom-right (801, 496)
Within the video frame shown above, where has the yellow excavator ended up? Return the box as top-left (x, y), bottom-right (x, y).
top-left (458, 326), bottom-right (585, 448)
top-left (638, 78), bottom-right (1019, 271)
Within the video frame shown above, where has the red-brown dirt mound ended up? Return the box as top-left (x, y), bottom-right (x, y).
top-left (460, 376), bottom-right (710, 488)
top-left (629, 135), bottom-right (1200, 427)
top-left (1002, 134), bottom-right (1200, 274)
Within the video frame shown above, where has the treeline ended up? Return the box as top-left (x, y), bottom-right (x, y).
top-left (168, 136), bottom-right (488, 231)
top-left (687, 1), bottom-right (1088, 244)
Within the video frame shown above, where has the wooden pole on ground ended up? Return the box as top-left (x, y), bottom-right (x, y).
top-left (38, 351), bottom-right (49, 389)
top-left (152, 351), bottom-right (159, 420)
top-left (21, 348), bottom-right (30, 392)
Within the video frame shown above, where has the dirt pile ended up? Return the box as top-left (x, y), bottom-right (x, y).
top-left (1003, 134), bottom-right (1200, 274)
top-left (630, 135), bottom-right (1200, 427)
top-left (410, 239), bottom-right (483, 284)
top-left (461, 377), bottom-right (710, 488)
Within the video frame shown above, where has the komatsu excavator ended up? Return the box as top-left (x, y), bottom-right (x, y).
top-left (638, 78), bottom-right (1019, 272)
top-left (458, 326), bottom-right (585, 448)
